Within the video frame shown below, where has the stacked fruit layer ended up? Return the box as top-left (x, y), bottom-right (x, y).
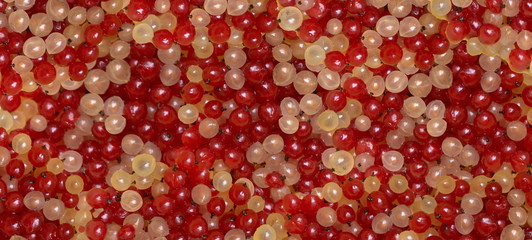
top-left (0, 0), bottom-right (531, 239)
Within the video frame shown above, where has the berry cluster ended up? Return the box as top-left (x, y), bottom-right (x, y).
top-left (0, 0), bottom-right (531, 239)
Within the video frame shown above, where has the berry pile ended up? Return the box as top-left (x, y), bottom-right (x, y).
top-left (0, 0), bottom-right (531, 238)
